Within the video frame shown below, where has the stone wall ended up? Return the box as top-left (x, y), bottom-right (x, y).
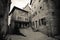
top-left (0, 0), bottom-right (10, 40)
top-left (31, 0), bottom-right (59, 37)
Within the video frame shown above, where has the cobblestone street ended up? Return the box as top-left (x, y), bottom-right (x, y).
top-left (7, 27), bottom-right (57, 40)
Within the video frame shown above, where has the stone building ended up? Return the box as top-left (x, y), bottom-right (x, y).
top-left (30, 0), bottom-right (60, 37)
top-left (31, 0), bottom-right (48, 33)
top-left (9, 6), bottom-right (30, 34)
top-left (23, 4), bottom-right (32, 26)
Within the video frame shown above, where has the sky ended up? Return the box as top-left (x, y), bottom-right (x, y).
top-left (10, 0), bottom-right (31, 12)
top-left (8, 0), bottom-right (31, 25)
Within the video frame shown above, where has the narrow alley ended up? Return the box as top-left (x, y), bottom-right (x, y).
top-left (0, 0), bottom-right (60, 40)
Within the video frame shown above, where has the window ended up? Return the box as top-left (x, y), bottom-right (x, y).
top-left (18, 17), bottom-right (21, 19)
top-left (32, 22), bottom-right (34, 26)
top-left (40, 7), bottom-right (42, 9)
top-left (35, 12), bottom-right (37, 15)
top-left (38, 11), bottom-right (40, 13)
top-left (39, 0), bottom-right (41, 2)
top-left (33, 14), bottom-right (35, 17)
top-left (35, 21), bottom-right (37, 28)
top-left (41, 18), bottom-right (46, 25)
top-left (25, 18), bottom-right (28, 21)
top-left (39, 19), bottom-right (41, 25)
top-left (52, 12), bottom-right (55, 16)
top-left (32, 12), bottom-right (37, 17)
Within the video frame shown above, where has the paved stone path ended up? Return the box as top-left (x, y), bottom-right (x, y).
top-left (7, 27), bottom-right (57, 40)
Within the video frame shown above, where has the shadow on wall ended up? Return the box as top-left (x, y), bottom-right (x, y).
top-left (53, 0), bottom-right (60, 35)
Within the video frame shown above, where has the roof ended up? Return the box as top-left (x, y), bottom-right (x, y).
top-left (9, 6), bottom-right (28, 15)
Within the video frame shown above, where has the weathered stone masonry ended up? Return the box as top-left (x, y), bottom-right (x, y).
top-left (31, 0), bottom-right (60, 37)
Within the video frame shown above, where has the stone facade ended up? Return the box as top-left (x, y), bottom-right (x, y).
top-left (12, 8), bottom-right (29, 22)
top-left (31, 0), bottom-right (59, 37)
top-left (9, 7), bottom-right (30, 34)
